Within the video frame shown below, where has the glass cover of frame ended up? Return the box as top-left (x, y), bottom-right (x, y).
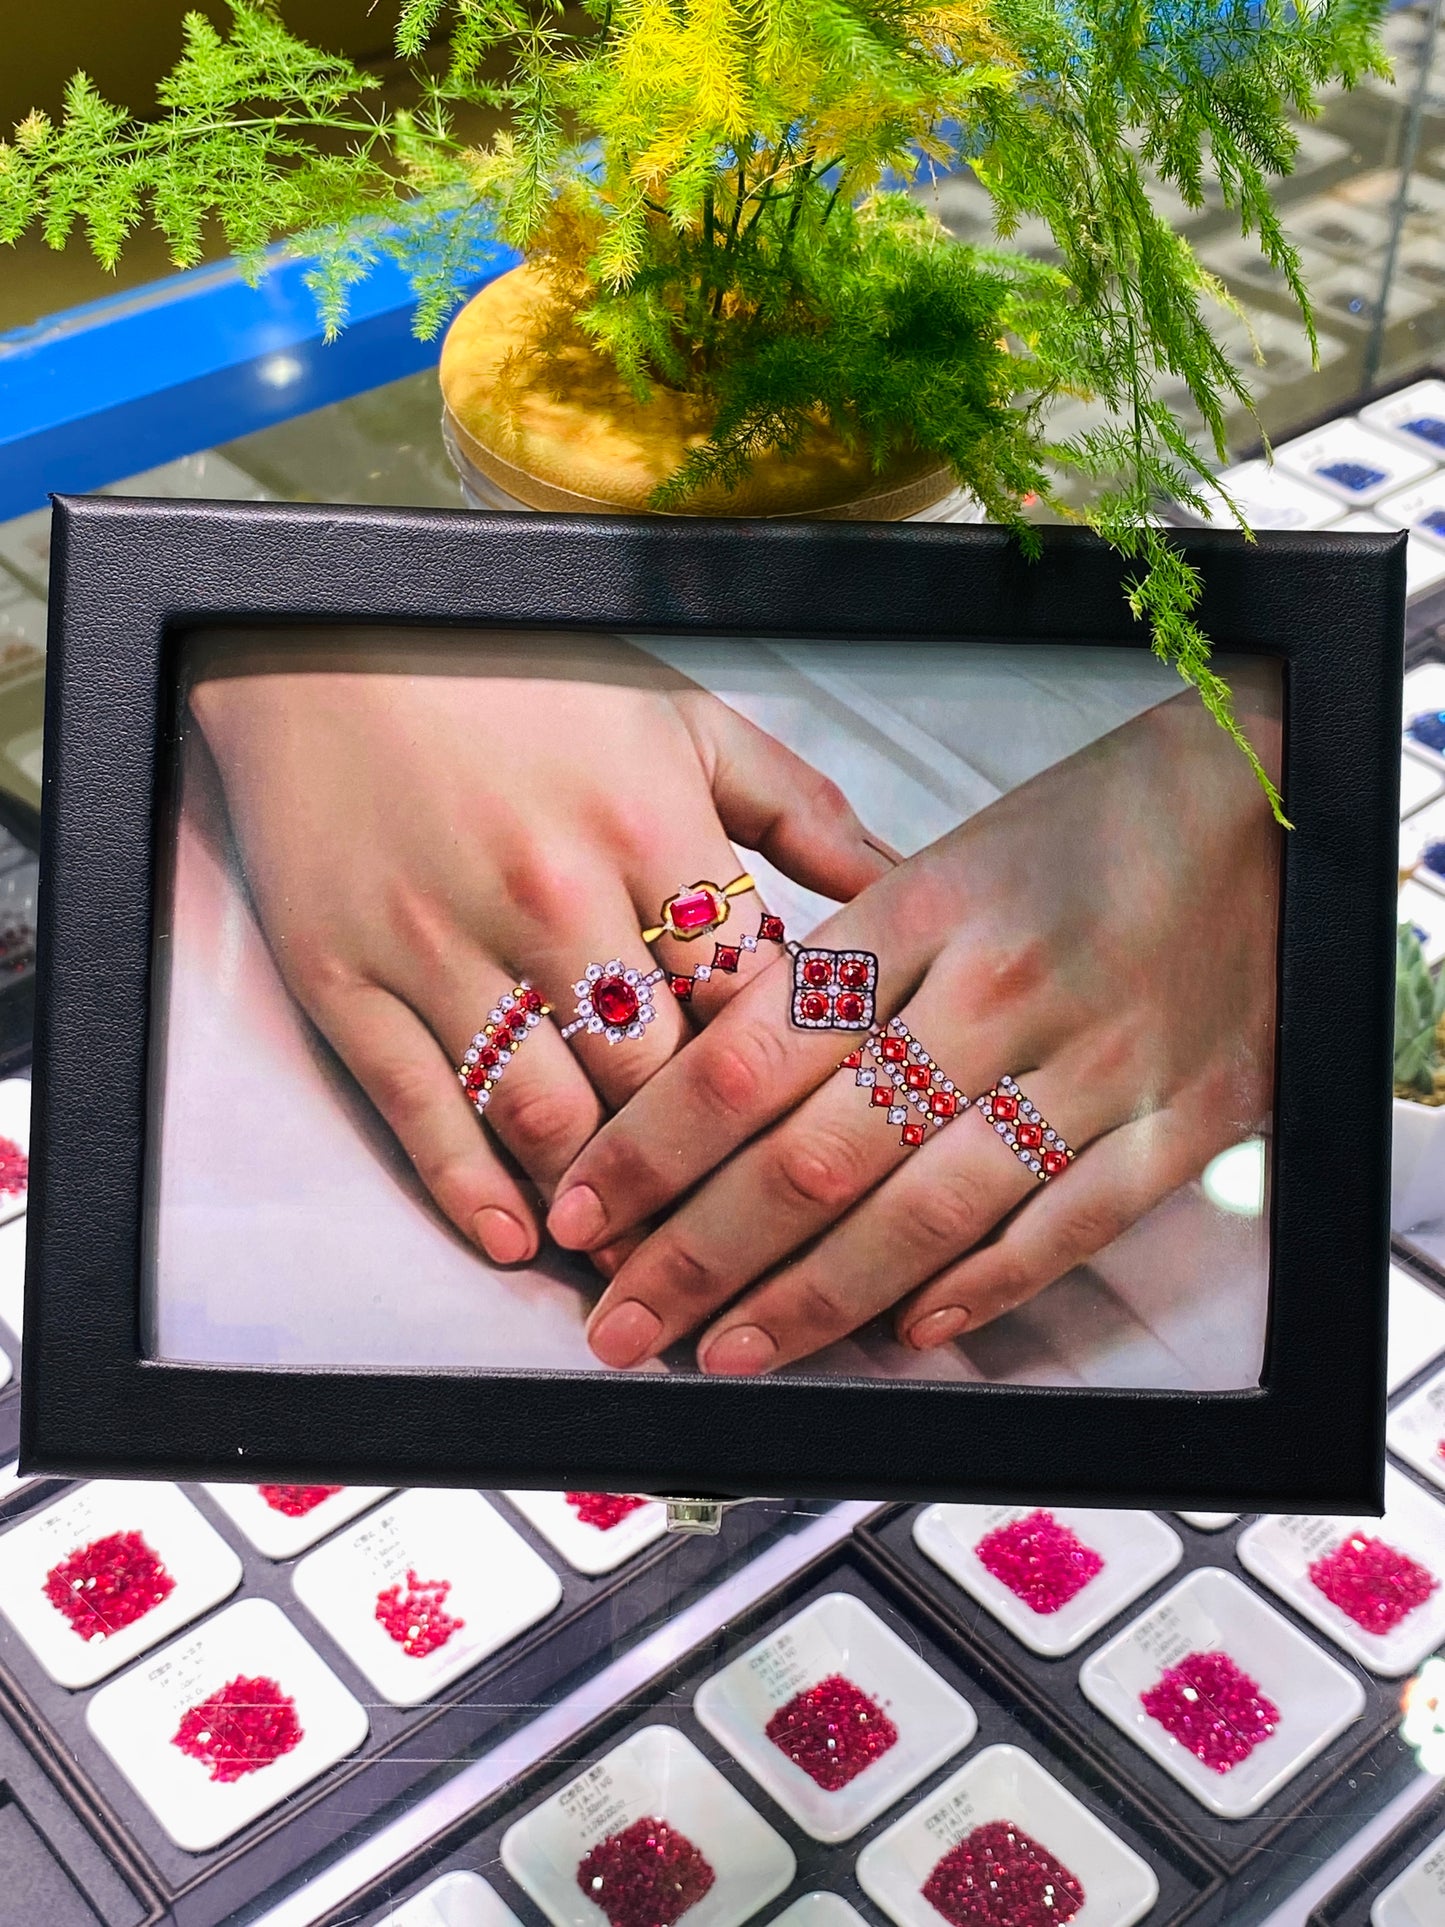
top-left (143, 627), bottom-right (1282, 1392)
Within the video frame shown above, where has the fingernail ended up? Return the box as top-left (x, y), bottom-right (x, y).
top-left (588, 1299), bottom-right (662, 1368)
top-left (549, 1184), bottom-right (605, 1248)
top-left (700, 1324), bottom-right (778, 1376)
top-left (907, 1305), bottom-right (972, 1349)
top-left (473, 1207), bottom-right (533, 1265)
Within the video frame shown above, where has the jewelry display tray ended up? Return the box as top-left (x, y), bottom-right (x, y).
top-left (0, 1484), bottom-right (800, 1927)
top-left (1311, 1783), bottom-right (1445, 1923)
top-left (314, 1542), bottom-right (1222, 1927)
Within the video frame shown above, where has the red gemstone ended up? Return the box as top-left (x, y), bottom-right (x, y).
top-left (258, 1484), bottom-right (341, 1517)
top-left (1042, 1149), bottom-right (1070, 1176)
top-left (566, 1491), bottom-right (648, 1530)
top-left (802, 958), bottom-right (833, 988)
top-left (375, 1570), bottom-right (466, 1657)
top-left (669, 888), bottom-right (721, 934)
top-left (838, 958), bottom-right (871, 988)
top-left (800, 992), bottom-right (829, 1021)
top-left (924, 1821), bottom-right (1086, 1927)
top-left (1017, 1122), bottom-right (1043, 1150)
top-left (172, 1675), bottom-right (305, 1784)
top-left (931, 1092), bottom-right (958, 1119)
top-left (519, 986), bottom-right (543, 1012)
top-left (477, 1043), bottom-right (501, 1068)
top-left (836, 992), bottom-right (866, 1025)
top-left (871, 1086), bottom-right (893, 1107)
top-left (840, 1050), bottom-right (863, 1070)
top-left (759, 915), bottom-right (785, 943)
top-left (879, 1037), bottom-right (907, 1062)
top-left (576, 1818), bottom-right (714, 1927)
top-left (44, 1531), bottom-right (175, 1642)
top-left (976, 1510), bottom-right (1104, 1615)
top-left (904, 1065), bottom-right (929, 1089)
top-left (993, 1093), bottom-right (1018, 1121)
top-left (505, 1007), bottom-right (527, 1034)
top-left (463, 1064), bottom-right (489, 1097)
top-left (0, 1135), bottom-right (27, 1199)
top-left (593, 975), bottom-right (641, 1028)
top-left (901, 1123), bottom-right (926, 1147)
top-left (1309, 1534), bottom-right (1439, 1633)
top-left (712, 945), bottom-right (740, 974)
top-left (765, 1673), bottom-right (899, 1790)
top-left (668, 973), bottom-right (694, 1002)
top-left (1142, 1651), bottom-right (1278, 1773)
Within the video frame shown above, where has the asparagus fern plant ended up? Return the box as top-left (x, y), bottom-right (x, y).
top-left (0, 0), bottom-right (1390, 817)
top-left (1397, 922), bottom-right (1445, 1104)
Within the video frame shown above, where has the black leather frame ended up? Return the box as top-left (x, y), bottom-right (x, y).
top-left (20, 495), bottom-right (1406, 1508)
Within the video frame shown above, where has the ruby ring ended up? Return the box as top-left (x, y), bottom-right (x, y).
top-left (561, 961), bottom-right (666, 1046)
top-left (458, 983), bottom-right (551, 1114)
top-left (977, 1075), bottom-right (1074, 1180)
top-left (845, 1018), bottom-right (967, 1147)
top-left (642, 874), bottom-right (756, 945)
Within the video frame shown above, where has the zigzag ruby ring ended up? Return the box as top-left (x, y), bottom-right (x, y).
top-left (458, 983), bottom-right (551, 1113)
top-left (561, 961), bottom-right (666, 1045)
top-left (844, 1018), bottom-right (967, 1147)
top-left (977, 1075), bottom-right (1075, 1180)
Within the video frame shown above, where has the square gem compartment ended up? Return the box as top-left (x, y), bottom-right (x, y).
top-left (381, 1870), bottom-right (524, 1927)
top-left (693, 1590), bottom-right (977, 1843)
top-left (0, 1077), bottom-right (31, 1233)
top-left (502, 1490), bottom-right (667, 1576)
top-left (1403, 661), bottom-right (1445, 775)
top-left (1387, 1358), bottom-right (1445, 1495)
top-left (1274, 416), bottom-right (1436, 507)
top-left (766, 1900), bottom-right (869, 1927)
top-left (1361, 376), bottom-right (1445, 460)
top-left (856, 1743), bottom-right (1158, 1927)
top-left (291, 1489), bottom-right (562, 1707)
top-left (500, 1724), bottom-right (795, 1927)
top-left (1078, 1567), bottom-right (1366, 1818)
top-left (200, 1481), bottom-right (393, 1560)
top-left (0, 1480), bottom-right (243, 1689)
top-left (1388, 1266), bottom-right (1445, 1394)
top-left (1237, 1467), bottom-right (1445, 1678)
top-left (1376, 478), bottom-right (1445, 555)
top-left (85, 1595), bottom-right (369, 1852)
top-left (1371, 1823), bottom-right (1445, 1927)
top-left (912, 1505), bottom-right (1182, 1659)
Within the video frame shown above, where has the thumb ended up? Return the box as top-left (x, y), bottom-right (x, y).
top-left (678, 690), bottom-right (900, 902)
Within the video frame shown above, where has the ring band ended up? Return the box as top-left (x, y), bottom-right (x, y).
top-left (458, 983), bottom-right (551, 1113)
top-left (668, 912), bottom-right (786, 1001)
top-left (977, 1075), bottom-right (1074, 1180)
top-left (846, 1018), bottom-right (967, 1147)
top-left (561, 961), bottom-right (665, 1044)
top-left (642, 874), bottom-right (756, 945)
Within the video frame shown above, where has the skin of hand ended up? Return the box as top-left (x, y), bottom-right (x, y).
top-left (190, 631), bottom-right (896, 1269)
top-left (547, 671), bottom-right (1282, 1375)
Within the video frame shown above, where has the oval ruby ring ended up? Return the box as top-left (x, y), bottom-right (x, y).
top-left (561, 961), bottom-right (666, 1045)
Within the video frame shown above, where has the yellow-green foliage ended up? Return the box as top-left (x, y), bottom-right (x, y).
top-left (0, 0), bottom-right (1390, 815)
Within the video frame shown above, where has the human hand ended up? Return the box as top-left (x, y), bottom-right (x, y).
top-left (547, 674), bottom-right (1281, 1372)
top-left (190, 632), bottom-right (894, 1267)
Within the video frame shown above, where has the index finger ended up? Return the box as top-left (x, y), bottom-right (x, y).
top-left (545, 874), bottom-right (934, 1250)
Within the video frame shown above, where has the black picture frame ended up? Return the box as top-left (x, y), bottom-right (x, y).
top-left (21, 494), bottom-right (1406, 1510)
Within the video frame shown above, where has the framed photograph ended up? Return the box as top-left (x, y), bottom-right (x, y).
top-left (22, 495), bottom-right (1404, 1509)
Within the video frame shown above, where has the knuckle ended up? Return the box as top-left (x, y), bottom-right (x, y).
top-left (1055, 1201), bottom-right (1122, 1258)
top-left (887, 859), bottom-right (964, 951)
top-left (691, 1020), bottom-right (787, 1121)
top-left (791, 1274), bottom-right (850, 1333)
top-left (277, 932), bottom-right (358, 1009)
top-left (499, 1081), bottom-right (593, 1163)
top-left (649, 1238), bottom-right (722, 1307)
top-left (984, 1250), bottom-right (1039, 1311)
top-left (366, 1052), bottom-right (439, 1130)
top-left (772, 1126), bottom-right (867, 1212)
top-left (907, 1171), bottom-right (992, 1252)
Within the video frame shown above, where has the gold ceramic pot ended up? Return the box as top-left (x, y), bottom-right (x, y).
top-left (438, 264), bottom-right (965, 520)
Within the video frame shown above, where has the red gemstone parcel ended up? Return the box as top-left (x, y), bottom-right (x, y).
top-left (1309, 1533), bottom-right (1439, 1634)
top-left (974, 1510), bottom-right (1103, 1615)
top-left (43, 1531), bottom-right (175, 1642)
top-left (1140, 1650), bottom-right (1279, 1772)
top-left (594, 976), bottom-right (641, 1028)
top-left (922, 1819), bottom-right (1086, 1927)
top-left (258, 1485), bottom-right (342, 1517)
top-left (765, 1671), bottom-right (899, 1789)
top-left (566, 1492), bottom-right (648, 1531)
top-left (375, 1570), bottom-right (466, 1657)
top-left (172, 1674), bottom-right (304, 1783)
top-left (576, 1816), bottom-right (715, 1927)
top-left (0, 1136), bottom-right (27, 1198)
top-left (669, 888), bottom-right (722, 934)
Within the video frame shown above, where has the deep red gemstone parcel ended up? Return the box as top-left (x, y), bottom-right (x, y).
top-left (922, 1819), bottom-right (1086, 1927)
top-left (575, 1816), bottom-right (715, 1927)
top-left (764, 1671), bottom-right (899, 1789)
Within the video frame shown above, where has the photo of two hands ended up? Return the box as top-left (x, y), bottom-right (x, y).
top-left (160, 630), bottom-right (1282, 1387)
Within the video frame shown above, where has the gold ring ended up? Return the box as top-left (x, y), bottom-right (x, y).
top-left (642, 874), bottom-right (755, 944)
